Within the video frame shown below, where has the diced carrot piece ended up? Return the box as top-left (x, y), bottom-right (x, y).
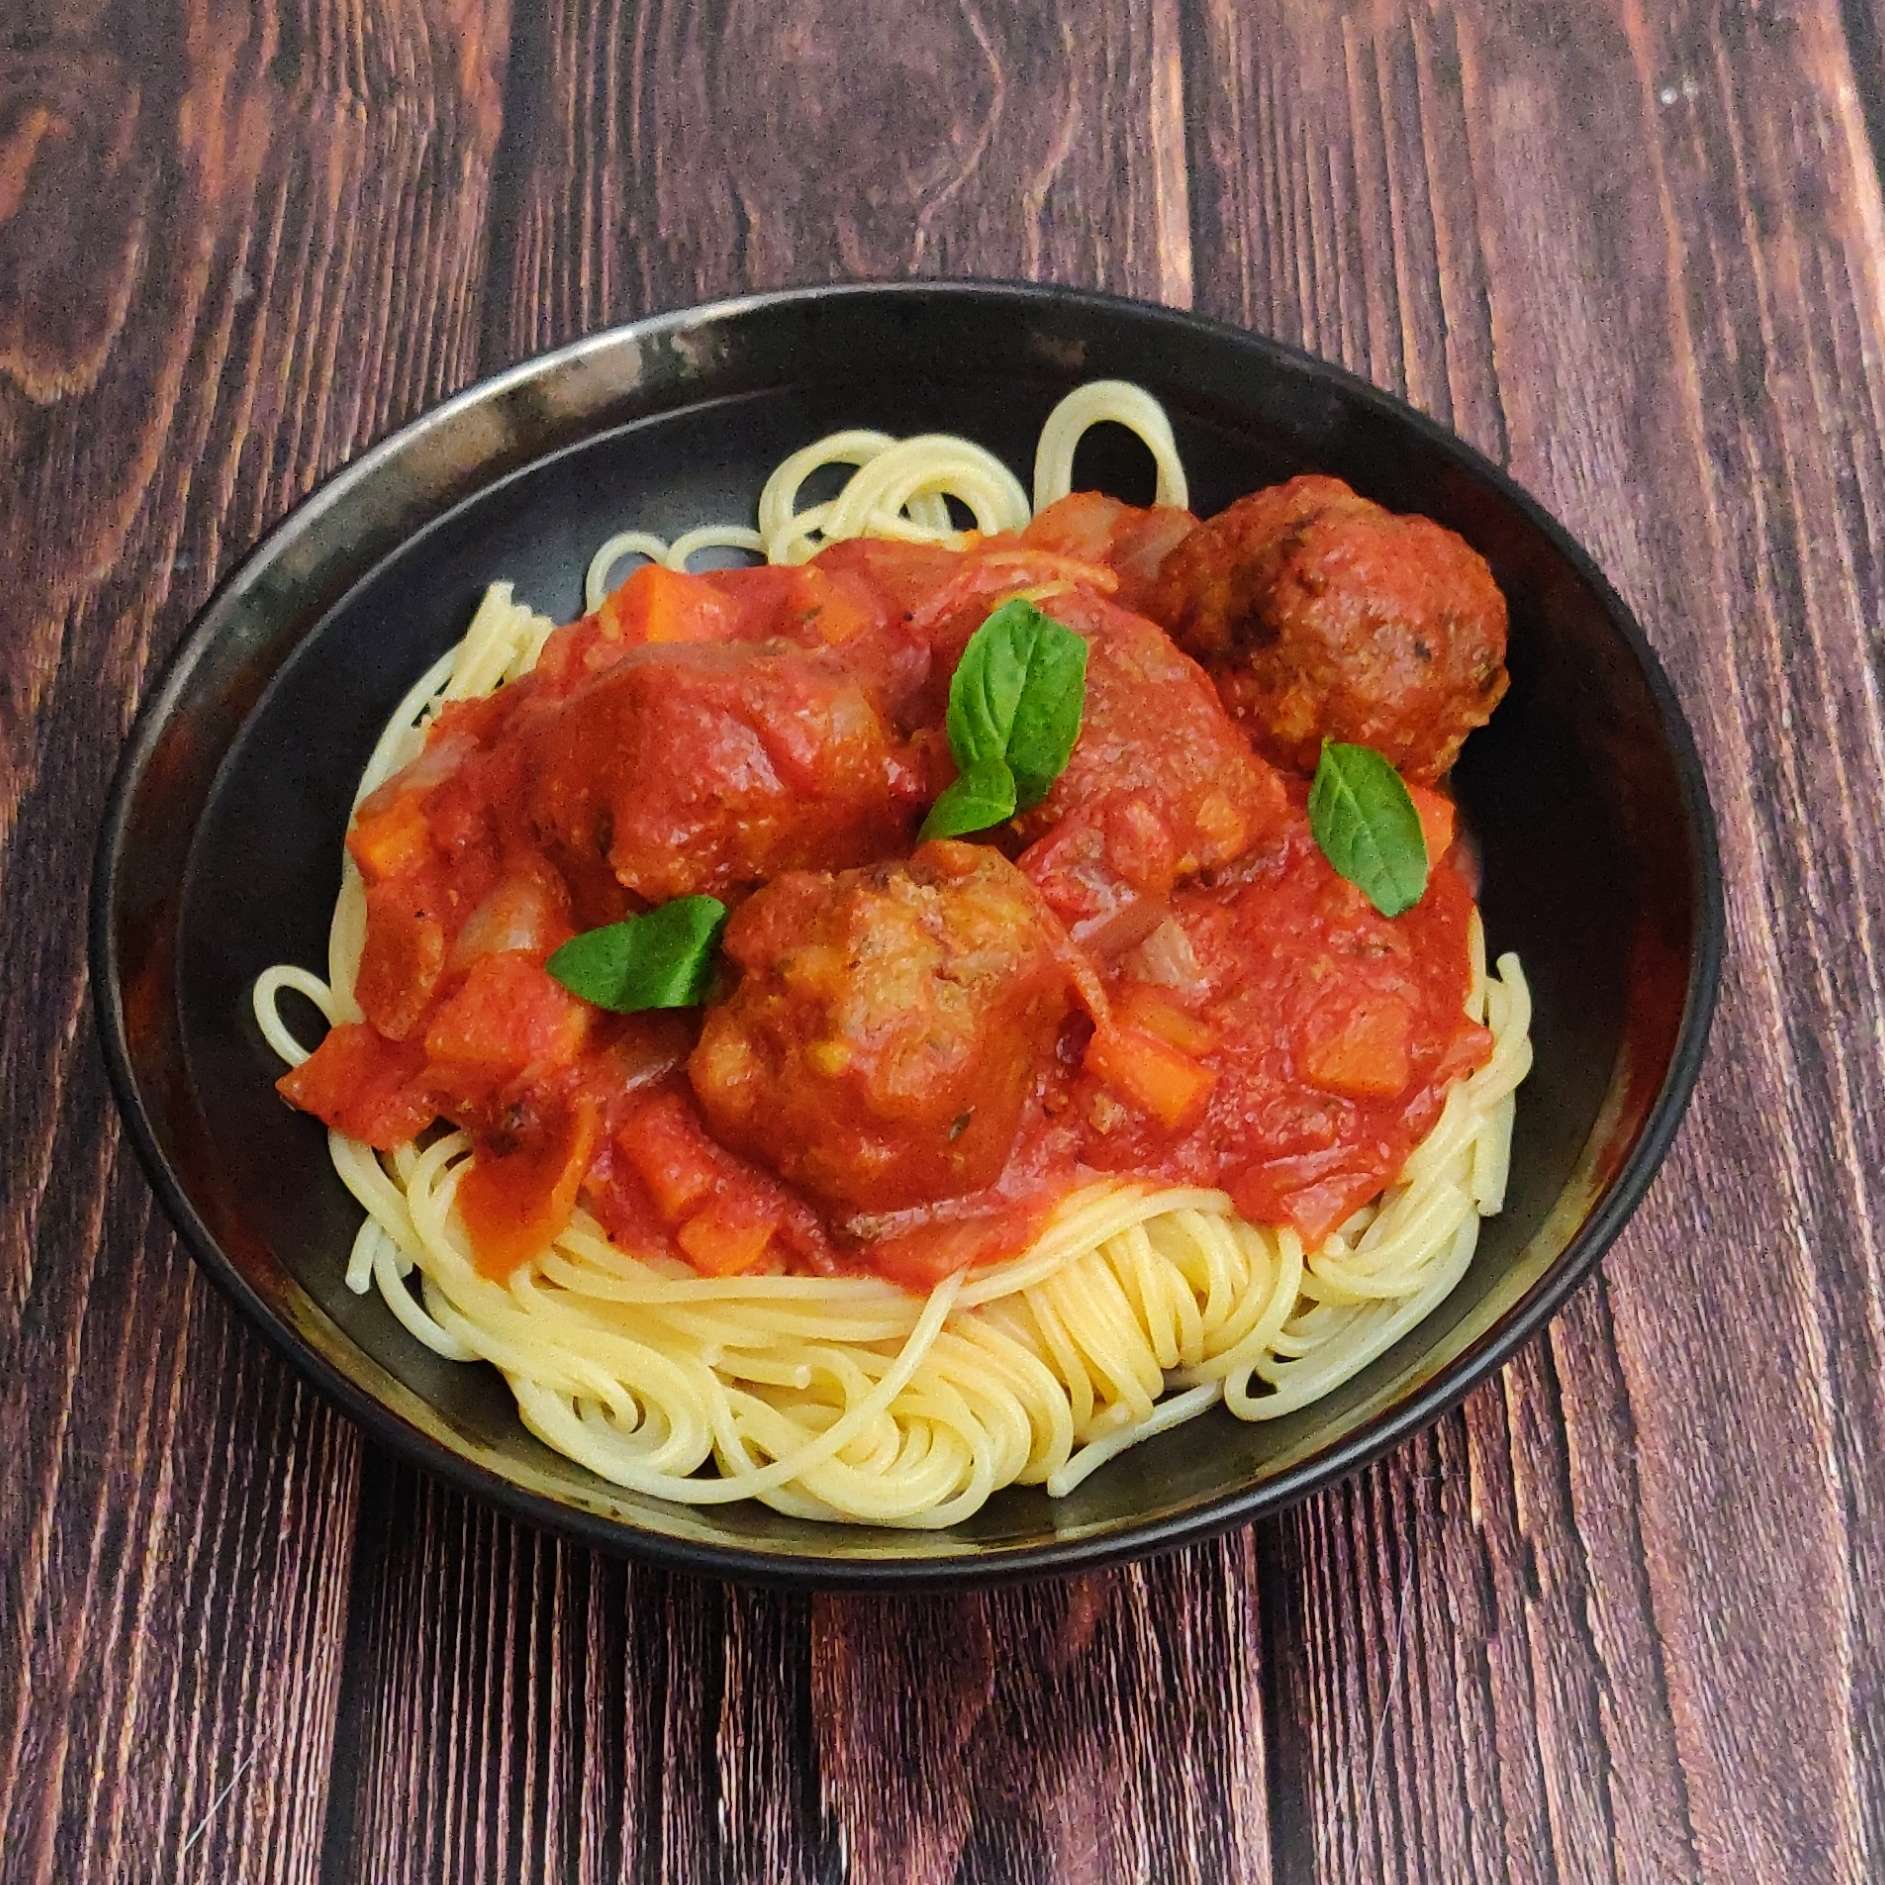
top-left (1407, 783), bottom-right (1456, 862)
top-left (1434, 1020), bottom-right (1494, 1086)
top-left (1084, 1024), bottom-right (1216, 1129)
top-left (277, 1022), bottom-right (436, 1148)
top-left (600, 564), bottom-right (735, 645)
top-left (677, 1197), bottom-right (777, 1276)
top-left (1117, 985), bottom-right (1218, 1055)
top-left (1300, 997), bottom-right (1413, 1099)
top-left (457, 1095), bottom-right (599, 1278)
top-left (617, 1092), bottom-right (721, 1220)
top-left (348, 789), bottom-right (434, 883)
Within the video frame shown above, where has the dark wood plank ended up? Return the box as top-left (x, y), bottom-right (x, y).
top-left (325, 1478), bottom-right (1270, 1885)
top-left (0, 0), bottom-right (509, 1874)
top-left (479, 0), bottom-right (1195, 360)
top-left (1188, 1), bottom-right (1885, 1879)
top-left (1619, 4), bottom-right (1885, 1874)
top-left (321, 1470), bottom-right (840, 1883)
top-left (809, 1546), bottom-right (1269, 1884)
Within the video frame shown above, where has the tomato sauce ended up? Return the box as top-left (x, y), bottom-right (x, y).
top-left (278, 530), bottom-right (1491, 1290)
top-left (1065, 803), bottom-right (1488, 1247)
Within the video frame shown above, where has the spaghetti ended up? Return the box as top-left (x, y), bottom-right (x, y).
top-left (256, 382), bottom-right (1531, 1527)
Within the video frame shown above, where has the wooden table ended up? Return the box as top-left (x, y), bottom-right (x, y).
top-left (5, 3), bottom-right (1881, 1879)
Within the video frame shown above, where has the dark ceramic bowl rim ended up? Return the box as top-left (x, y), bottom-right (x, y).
top-left (91, 279), bottom-right (1724, 1588)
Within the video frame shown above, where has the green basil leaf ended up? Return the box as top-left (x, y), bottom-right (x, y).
top-left (946, 601), bottom-right (1033, 772)
top-left (1004, 624), bottom-right (1087, 809)
top-left (919, 757), bottom-right (1019, 841)
top-left (546, 895), bottom-right (729, 1012)
top-left (940, 599), bottom-right (1087, 818)
top-left (1307, 741), bottom-right (1429, 917)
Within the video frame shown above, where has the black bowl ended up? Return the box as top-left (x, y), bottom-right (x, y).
top-left (92, 282), bottom-right (1722, 1586)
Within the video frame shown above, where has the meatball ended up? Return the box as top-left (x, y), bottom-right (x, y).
top-left (1146, 475), bottom-right (1509, 780)
top-left (688, 843), bottom-right (1076, 1214)
top-left (525, 639), bottom-right (926, 904)
top-left (1011, 591), bottom-right (1290, 930)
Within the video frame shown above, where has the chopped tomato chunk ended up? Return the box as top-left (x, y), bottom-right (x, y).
top-left (1228, 1162), bottom-right (1379, 1255)
top-left (1020, 491), bottom-right (1197, 611)
top-left (616, 1090), bottom-right (722, 1220)
top-left (862, 1195), bottom-right (1065, 1289)
top-left (423, 953), bottom-right (589, 1104)
top-left (780, 565), bottom-right (879, 646)
top-left (1435, 1020), bottom-right (1495, 1086)
top-left (457, 1095), bottom-right (599, 1277)
top-left (276, 1023), bottom-right (435, 1148)
top-left (354, 880), bottom-right (448, 1040)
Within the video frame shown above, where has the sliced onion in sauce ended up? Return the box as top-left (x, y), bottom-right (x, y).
top-left (382, 728), bottom-right (475, 800)
top-left (1070, 892), bottom-right (1171, 959)
top-left (1125, 916), bottom-right (1204, 991)
top-left (1115, 508), bottom-right (1198, 590)
top-left (449, 874), bottom-right (564, 971)
top-left (602, 1012), bottom-right (695, 1090)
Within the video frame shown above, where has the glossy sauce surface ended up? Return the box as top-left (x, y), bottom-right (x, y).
top-left (280, 514), bottom-right (1491, 1288)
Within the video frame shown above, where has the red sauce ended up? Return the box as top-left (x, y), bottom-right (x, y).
top-left (278, 527), bottom-right (1492, 1290)
top-left (1067, 803), bottom-right (1488, 1246)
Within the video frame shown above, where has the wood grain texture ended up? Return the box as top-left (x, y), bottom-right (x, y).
top-left (1, 1), bottom-right (1881, 1880)
top-left (0, 0), bottom-right (508, 1876)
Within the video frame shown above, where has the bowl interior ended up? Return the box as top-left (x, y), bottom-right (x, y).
top-left (100, 287), bottom-right (1716, 1579)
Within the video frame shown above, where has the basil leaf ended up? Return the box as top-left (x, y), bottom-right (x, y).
top-left (1307, 741), bottom-right (1429, 917)
top-left (940, 598), bottom-right (1088, 819)
top-left (1004, 623), bottom-right (1087, 808)
top-left (919, 757), bottom-right (1019, 841)
top-left (547, 895), bottom-right (729, 1011)
top-left (947, 601), bottom-right (1034, 773)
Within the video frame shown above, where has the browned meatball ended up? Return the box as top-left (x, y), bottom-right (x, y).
top-left (1146, 475), bottom-right (1509, 780)
top-left (1009, 589), bottom-right (1291, 931)
top-left (688, 843), bottom-right (1076, 1214)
